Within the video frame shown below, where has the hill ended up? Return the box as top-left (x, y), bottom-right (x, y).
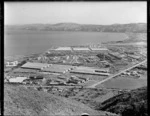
top-left (122, 33), bottom-right (147, 43)
top-left (95, 87), bottom-right (147, 116)
top-left (5, 23), bottom-right (147, 33)
top-left (4, 84), bottom-right (118, 116)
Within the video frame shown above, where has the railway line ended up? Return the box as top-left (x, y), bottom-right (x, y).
top-left (88, 59), bottom-right (147, 88)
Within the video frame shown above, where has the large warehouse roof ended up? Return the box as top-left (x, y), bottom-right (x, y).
top-left (41, 64), bottom-right (76, 73)
top-left (70, 70), bottom-right (110, 76)
top-left (12, 68), bottom-right (37, 73)
top-left (90, 47), bottom-right (108, 51)
top-left (75, 66), bottom-right (109, 71)
top-left (21, 62), bottom-right (50, 69)
top-left (55, 47), bottom-right (72, 51)
top-left (73, 47), bottom-right (90, 51)
top-left (70, 66), bottom-right (110, 76)
top-left (42, 67), bottom-right (66, 73)
top-left (9, 77), bottom-right (28, 83)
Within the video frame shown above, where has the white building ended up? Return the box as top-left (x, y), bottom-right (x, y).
top-left (8, 77), bottom-right (28, 83)
top-left (6, 61), bottom-right (18, 67)
top-left (73, 47), bottom-right (90, 51)
top-left (55, 47), bottom-right (72, 51)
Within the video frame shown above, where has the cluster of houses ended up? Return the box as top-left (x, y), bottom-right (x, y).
top-left (5, 73), bottom-right (88, 88)
top-left (121, 70), bottom-right (141, 78)
top-left (42, 75), bottom-right (88, 86)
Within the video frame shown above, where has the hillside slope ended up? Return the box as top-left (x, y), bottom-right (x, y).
top-left (4, 84), bottom-right (117, 116)
top-left (5, 23), bottom-right (147, 33)
top-left (95, 87), bottom-right (147, 116)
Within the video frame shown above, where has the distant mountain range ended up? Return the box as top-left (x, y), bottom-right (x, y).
top-left (5, 23), bottom-right (147, 33)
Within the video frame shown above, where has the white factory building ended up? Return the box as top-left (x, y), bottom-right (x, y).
top-left (72, 47), bottom-right (90, 51)
top-left (8, 77), bottom-right (28, 83)
top-left (21, 62), bottom-right (51, 70)
top-left (55, 47), bottom-right (72, 51)
top-left (90, 47), bottom-right (108, 53)
top-left (6, 61), bottom-right (18, 67)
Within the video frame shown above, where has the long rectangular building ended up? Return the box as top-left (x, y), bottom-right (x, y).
top-left (55, 47), bottom-right (72, 51)
top-left (70, 66), bottom-right (110, 76)
top-left (90, 47), bottom-right (108, 53)
top-left (72, 47), bottom-right (90, 51)
top-left (90, 47), bottom-right (108, 51)
top-left (41, 64), bottom-right (76, 73)
top-left (21, 62), bottom-right (51, 70)
top-left (12, 68), bottom-right (37, 73)
top-left (70, 70), bottom-right (110, 76)
top-left (21, 62), bottom-right (76, 73)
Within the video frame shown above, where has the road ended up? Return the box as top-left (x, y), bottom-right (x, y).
top-left (88, 59), bottom-right (147, 88)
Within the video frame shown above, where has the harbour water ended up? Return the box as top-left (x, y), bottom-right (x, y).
top-left (5, 30), bottom-right (127, 56)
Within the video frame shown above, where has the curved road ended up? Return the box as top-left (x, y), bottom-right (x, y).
top-left (88, 60), bottom-right (147, 88)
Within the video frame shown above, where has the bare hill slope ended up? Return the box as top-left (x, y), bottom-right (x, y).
top-left (95, 87), bottom-right (147, 116)
top-left (4, 84), bottom-right (117, 116)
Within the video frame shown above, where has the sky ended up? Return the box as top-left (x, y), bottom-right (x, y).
top-left (4, 2), bottom-right (147, 25)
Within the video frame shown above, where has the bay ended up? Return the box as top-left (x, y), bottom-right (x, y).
top-left (5, 30), bottom-right (127, 56)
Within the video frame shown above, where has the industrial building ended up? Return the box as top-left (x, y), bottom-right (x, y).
top-left (70, 70), bottom-right (109, 76)
top-left (21, 62), bottom-right (51, 70)
top-left (94, 68), bottom-right (109, 73)
top-left (6, 61), bottom-right (18, 67)
top-left (20, 62), bottom-right (76, 73)
top-left (70, 66), bottom-right (110, 76)
top-left (8, 77), bottom-right (28, 83)
top-left (128, 55), bottom-right (141, 60)
top-left (12, 68), bottom-right (38, 73)
top-left (90, 47), bottom-right (108, 52)
top-left (72, 47), bottom-right (90, 51)
top-left (55, 47), bottom-right (72, 51)
top-left (20, 62), bottom-right (109, 75)
top-left (41, 64), bottom-right (76, 73)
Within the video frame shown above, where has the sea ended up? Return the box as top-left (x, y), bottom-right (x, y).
top-left (4, 30), bottom-right (127, 56)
